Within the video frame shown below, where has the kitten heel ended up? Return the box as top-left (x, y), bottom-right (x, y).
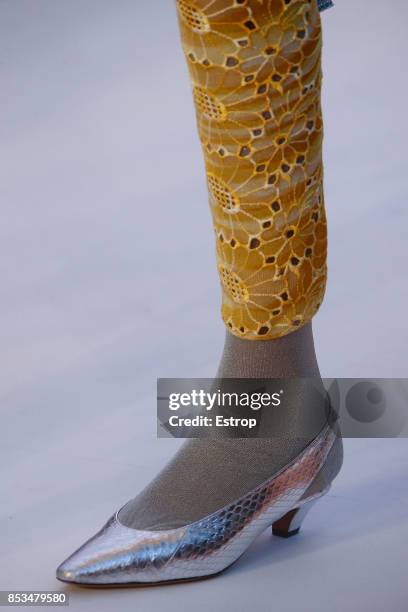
top-left (272, 494), bottom-right (325, 538)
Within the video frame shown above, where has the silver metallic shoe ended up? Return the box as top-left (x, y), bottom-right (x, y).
top-left (56, 424), bottom-right (342, 586)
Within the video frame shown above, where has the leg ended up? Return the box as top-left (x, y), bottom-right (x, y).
top-left (177, 0), bottom-right (327, 381)
top-left (57, 0), bottom-right (343, 585)
top-left (118, 0), bottom-right (330, 530)
top-left (177, 0), bottom-right (327, 341)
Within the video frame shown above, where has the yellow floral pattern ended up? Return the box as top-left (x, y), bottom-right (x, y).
top-left (175, 0), bottom-right (327, 340)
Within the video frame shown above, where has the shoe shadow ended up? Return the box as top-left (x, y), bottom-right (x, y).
top-left (227, 462), bottom-right (408, 577)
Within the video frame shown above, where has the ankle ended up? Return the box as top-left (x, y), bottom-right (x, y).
top-left (216, 323), bottom-right (321, 379)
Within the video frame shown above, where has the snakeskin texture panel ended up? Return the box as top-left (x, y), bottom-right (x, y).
top-left (57, 424), bottom-right (336, 584)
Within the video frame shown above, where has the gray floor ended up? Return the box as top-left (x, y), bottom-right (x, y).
top-left (1, 1), bottom-right (407, 611)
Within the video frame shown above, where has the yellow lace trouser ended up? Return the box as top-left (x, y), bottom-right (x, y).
top-left (175, 0), bottom-right (327, 340)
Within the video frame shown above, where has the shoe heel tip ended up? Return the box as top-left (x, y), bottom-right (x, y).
top-left (272, 527), bottom-right (300, 538)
